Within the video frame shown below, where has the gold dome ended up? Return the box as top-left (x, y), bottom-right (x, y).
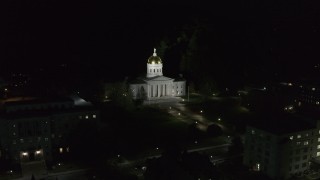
top-left (148, 56), bottom-right (162, 64)
top-left (147, 48), bottom-right (162, 64)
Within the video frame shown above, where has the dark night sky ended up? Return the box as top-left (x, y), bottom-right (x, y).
top-left (1, 0), bottom-right (320, 82)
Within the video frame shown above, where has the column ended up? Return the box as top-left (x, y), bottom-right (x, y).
top-left (162, 84), bottom-right (165, 97)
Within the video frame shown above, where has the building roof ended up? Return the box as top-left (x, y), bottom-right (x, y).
top-left (144, 76), bottom-right (173, 82)
top-left (3, 97), bottom-right (73, 106)
top-left (0, 105), bottom-right (98, 120)
top-left (249, 113), bottom-right (316, 135)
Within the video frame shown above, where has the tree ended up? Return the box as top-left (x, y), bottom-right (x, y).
top-left (206, 124), bottom-right (223, 137)
top-left (108, 81), bottom-right (134, 111)
top-left (228, 136), bottom-right (243, 154)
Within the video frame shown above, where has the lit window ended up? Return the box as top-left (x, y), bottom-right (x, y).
top-left (66, 147), bottom-right (70, 152)
top-left (13, 132), bottom-right (16, 136)
top-left (317, 145), bottom-right (320, 149)
top-left (318, 137), bottom-right (320, 142)
top-left (289, 136), bottom-right (293, 140)
top-left (306, 133), bottom-right (309, 137)
top-left (13, 124), bottom-right (15, 127)
top-left (22, 152), bottom-right (28, 156)
top-left (304, 141), bottom-right (308, 145)
top-left (251, 130), bottom-right (255, 135)
top-left (59, 148), bottom-right (63, 153)
top-left (35, 150), bottom-right (41, 155)
top-left (317, 152), bottom-right (320, 157)
top-left (312, 88), bottom-right (316, 91)
top-left (256, 163), bottom-right (260, 171)
top-left (317, 101), bottom-right (320, 105)
top-left (93, 114), bottom-right (96, 118)
top-left (85, 115), bottom-right (89, 119)
top-left (20, 139), bottom-right (24, 143)
top-left (297, 134), bottom-right (301, 138)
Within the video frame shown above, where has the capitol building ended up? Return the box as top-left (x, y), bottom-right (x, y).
top-left (129, 49), bottom-right (186, 101)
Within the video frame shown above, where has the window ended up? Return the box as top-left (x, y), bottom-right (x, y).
top-left (290, 136), bottom-right (293, 140)
top-left (304, 141), bottom-right (309, 145)
top-left (303, 155), bottom-right (307, 160)
top-left (85, 115), bottom-right (89, 119)
top-left (306, 133), bottom-right (309, 137)
top-left (59, 148), bottom-right (63, 153)
top-left (296, 149), bottom-right (301, 154)
top-left (45, 138), bottom-right (48, 142)
top-left (93, 114), bottom-right (96, 118)
top-left (317, 152), bottom-right (320, 157)
top-left (318, 137), bottom-right (320, 142)
top-left (295, 164), bottom-right (299, 169)
top-left (79, 115), bottom-right (82, 119)
top-left (20, 139), bottom-right (24, 143)
top-left (251, 130), bottom-right (255, 135)
top-left (302, 163), bottom-right (307, 167)
top-left (297, 141), bottom-right (301, 145)
top-left (297, 134), bottom-right (301, 138)
top-left (317, 145), bottom-right (320, 149)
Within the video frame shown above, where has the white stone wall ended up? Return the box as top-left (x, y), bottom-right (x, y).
top-left (147, 63), bottom-right (163, 78)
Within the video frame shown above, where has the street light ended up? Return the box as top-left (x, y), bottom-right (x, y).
top-left (200, 110), bottom-right (203, 113)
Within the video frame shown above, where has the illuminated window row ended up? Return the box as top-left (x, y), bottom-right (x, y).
top-left (79, 114), bottom-right (97, 119)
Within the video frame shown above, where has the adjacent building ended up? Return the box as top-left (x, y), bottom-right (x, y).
top-left (129, 49), bottom-right (186, 101)
top-left (0, 96), bottom-right (99, 165)
top-left (244, 113), bottom-right (320, 179)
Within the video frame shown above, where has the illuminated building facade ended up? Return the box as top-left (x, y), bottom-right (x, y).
top-left (129, 49), bottom-right (186, 100)
top-left (244, 114), bottom-right (320, 179)
top-left (296, 84), bottom-right (320, 107)
top-left (0, 96), bottom-right (99, 164)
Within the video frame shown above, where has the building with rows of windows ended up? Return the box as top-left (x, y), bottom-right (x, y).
top-left (129, 48), bottom-right (186, 102)
top-left (0, 95), bottom-right (99, 166)
top-left (295, 83), bottom-right (320, 107)
top-left (244, 113), bottom-right (320, 179)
